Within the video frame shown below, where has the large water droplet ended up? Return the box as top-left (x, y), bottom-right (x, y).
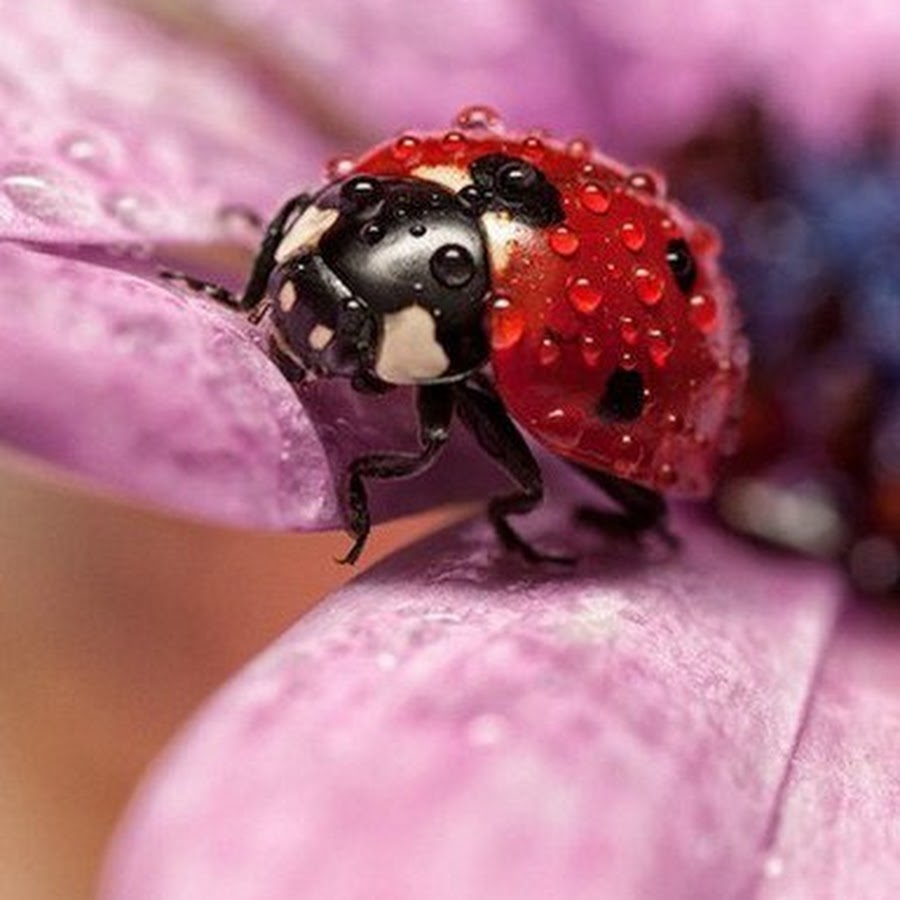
top-left (548, 225), bottom-right (579, 257)
top-left (455, 105), bottom-right (502, 132)
top-left (620, 221), bottom-right (646, 252)
top-left (430, 244), bottom-right (475, 287)
top-left (579, 181), bottom-right (612, 214)
top-left (567, 276), bottom-right (603, 314)
top-left (2, 164), bottom-right (95, 225)
top-left (633, 267), bottom-right (665, 305)
top-left (391, 134), bottom-right (421, 163)
top-left (538, 406), bottom-right (585, 448)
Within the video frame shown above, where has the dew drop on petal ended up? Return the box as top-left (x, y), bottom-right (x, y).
top-left (105, 191), bottom-right (165, 232)
top-left (689, 293), bottom-right (718, 333)
top-left (634, 267), bottom-right (665, 305)
top-left (579, 181), bottom-right (612, 214)
top-left (620, 221), bottom-right (646, 252)
top-left (567, 276), bottom-right (603, 313)
top-left (455, 105), bottom-right (503, 132)
top-left (489, 295), bottom-right (525, 350)
top-left (57, 132), bottom-right (115, 174)
top-left (549, 225), bottom-right (580, 257)
top-left (1, 164), bottom-right (96, 225)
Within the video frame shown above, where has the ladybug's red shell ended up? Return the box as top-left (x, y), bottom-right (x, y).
top-left (349, 122), bottom-right (747, 497)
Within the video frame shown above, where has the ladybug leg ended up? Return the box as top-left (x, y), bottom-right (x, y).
top-left (159, 195), bottom-right (312, 317)
top-left (572, 466), bottom-right (677, 548)
top-left (239, 193), bottom-right (312, 311)
top-left (338, 385), bottom-right (455, 566)
top-left (454, 381), bottom-right (573, 565)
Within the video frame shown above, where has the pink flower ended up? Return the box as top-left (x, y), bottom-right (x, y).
top-left (1, 1), bottom-right (898, 898)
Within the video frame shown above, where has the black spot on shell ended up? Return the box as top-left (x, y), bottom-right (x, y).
top-left (597, 369), bottom-right (645, 422)
top-left (666, 238), bottom-right (697, 294)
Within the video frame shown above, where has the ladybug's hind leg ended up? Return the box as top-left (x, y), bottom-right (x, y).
top-left (573, 466), bottom-right (678, 548)
top-left (454, 380), bottom-right (573, 565)
top-left (338, 385), bottom-right (454, 566)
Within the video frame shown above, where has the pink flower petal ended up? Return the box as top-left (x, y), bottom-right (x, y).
top-left (753, 608), bottom-right (900, 898)
top-left (0, 0), bottom-right (328, 248)
top-left (0, 242), bottom-right (501, 528)
top-left (100, 510), bottom-right (843, 899)
top-left (195, 0), bottom-right (900, 154)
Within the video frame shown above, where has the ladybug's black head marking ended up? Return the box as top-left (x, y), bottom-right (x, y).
top-left (665, 238), bottom-right (697, 294)
top-left (466, 153), bottom-right (564, 227)
top-left (269, 175), bottom-right (491, 386)
top-left (597, 369), bottom-right (645, 422)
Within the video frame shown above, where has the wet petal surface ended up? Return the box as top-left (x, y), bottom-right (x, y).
top-left (100, 509), bottom-right (844, 899)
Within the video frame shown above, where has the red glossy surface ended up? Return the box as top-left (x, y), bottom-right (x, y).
top-left (352, 116), bottom-right (748, 496)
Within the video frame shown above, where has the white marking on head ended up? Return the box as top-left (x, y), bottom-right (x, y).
top-left (308, 323), bottom-right (334, 351)
top-left (480, 211), bottom-right (533, 273)
top-left (275, 206), bottom-right (339, 263)
top-left (411, 164), bottom-right (473, 192)
top-left (375, 305), bottom-right (450, 385)
top-left (278, 281), bottom-right (297, 311)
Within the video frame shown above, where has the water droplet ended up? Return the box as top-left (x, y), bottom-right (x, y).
top-left (566, 137), bottom-right (592, 158)
top-left (538, 334), bottom-right (561, 366)
top-left (392, 134), bottom-right (421, 162)
top-left (580, 334), bottom-right (602, 366)
top-left (647, 328), bottom-right (673, 368)
top-left (325, 155), bottom-right (355, 180)
top-left (490, 295), bottom-right (525, 350)
top-left (2, 164), bottom-right (95, 225)
top-left (613, 433), bottom-right (644, 475)
top-left (579, 181), bottom-right (612, 214)
top-left (430, 244), bottom-right (475, 287)
top-left (537, 406), bottom-right (585, 448)
top-left (409, 222), bottom-right (427, 237)
top-left (567, 276), bottom-right (603, 314)
top-left (620, 317), bottom-right (639, 345)
top-left (522, 135), bottom-right (545, 159)
top-left (105, 191), bottom-right (164, 232)
top-left (633, 267), bottom-right (665, 305)
top-left (441, 131), bottom-right (467, 151)
top-left (627, 171), bottom-right (665, 196)
top-left (58, 132), bottom-right (115, 174)
top-left (689, 293), bottom-right (718, 333)
top-left (549, 225), bottom-right (579, 257)
top-left (360, 221), bottom-right (384, 244)
top-left (655, 463), bottom-right (678, 488)
top-left (664, 411), bottom-right (685, 432)
top-left (620, 221), bottom-right (646, 252)
top-left (456, 105), bottom-right (502, 131)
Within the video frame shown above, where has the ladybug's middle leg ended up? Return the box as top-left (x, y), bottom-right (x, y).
top-left (338, 385), bottom-right (454, 566)
top-left (454, 380), bottom-right (573, 565)
top-left (572, 465), bottom-right (677, 548)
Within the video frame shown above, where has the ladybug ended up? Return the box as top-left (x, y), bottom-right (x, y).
top-left (173, 108), bottom-right (747, 564)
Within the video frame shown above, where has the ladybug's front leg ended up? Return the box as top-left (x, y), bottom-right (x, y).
top-left (239, 193), bottom-right (312, 311)
top-left (454, 380), bottom-right (573, 565)
top-left (338, 385), bottom-right (455, 565)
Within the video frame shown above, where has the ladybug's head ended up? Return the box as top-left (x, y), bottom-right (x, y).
top-left (269, 175), bottom-right (492, 386)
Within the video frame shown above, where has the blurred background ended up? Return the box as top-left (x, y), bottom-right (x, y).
top-left (1, 0), bottom-right (899, 896)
